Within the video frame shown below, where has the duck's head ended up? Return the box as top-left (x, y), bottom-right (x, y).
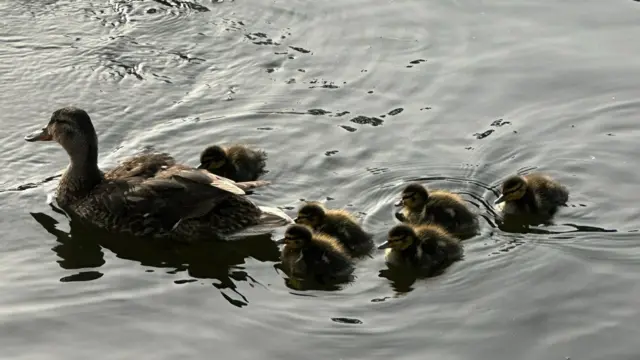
top-left (25, 107), bottom-right (98, 160)
top-left (275, 224), bottom-right (313, 249)
top-left (198, 145), bottom-right (228, 171)
top-left (394, 183), bottom-right (428, 210)
top-left (494, 175), bottom-right (527, 205)
top-left (294, 202), bottom-right (326, 228)
top-left (378, 224), bottom-right (417, 250)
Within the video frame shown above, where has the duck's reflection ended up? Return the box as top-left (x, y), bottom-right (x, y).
top-left (30, 208), bottom-right (281, 308)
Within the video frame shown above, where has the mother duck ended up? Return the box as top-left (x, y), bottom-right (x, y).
top-left (25, 107), bottom-right (290, 242)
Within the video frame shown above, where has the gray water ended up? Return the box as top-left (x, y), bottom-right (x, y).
top-left (2, 0), bottom-right (640, 359)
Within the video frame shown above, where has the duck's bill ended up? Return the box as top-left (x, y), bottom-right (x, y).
top-left (293, 217), bottom-right (300, 223)
top-left (196, 163), bottom-right (206, 169)
top-left (494, 194), bottom-right (506, 205)
top-left (377, 241), bottom-right (391, 250)
top-left (274, 238), bottom-right (286, 245)
top-left (393, 199), bottom-right (403, 207)
top-left (25, 128), bottom-right (52, 142)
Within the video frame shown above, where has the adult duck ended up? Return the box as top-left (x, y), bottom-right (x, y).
top-left (24, 107), bottom-right (290, 242)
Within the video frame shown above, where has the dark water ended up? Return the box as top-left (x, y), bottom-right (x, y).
top-left (2, 0), bottom-right (640, 358)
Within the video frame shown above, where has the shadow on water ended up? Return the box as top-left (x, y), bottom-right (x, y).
top-left (273, 262), bottom-right (355, 292)
top-left (378, 260), bottom-right (456, 294)
top-left (29, 207), bottom-right (282, 308)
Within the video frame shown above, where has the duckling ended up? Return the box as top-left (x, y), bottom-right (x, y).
top-left (294, 202), bottom-right (374, 258)
top-left (378, 223), bottom-right (462, 271)
top-left (494, 173), bottom-right (569, 218)
top-left (197, 144), bottom-right (267, 182)
top-left (24, 107), bottom-right (290, 242)
top-left (276, 224), bottom-right (354, 281)
top-left (395, 183), bottom-right (478, 238)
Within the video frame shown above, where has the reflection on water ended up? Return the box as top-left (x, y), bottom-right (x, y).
top-left (3, 0), bottom-right (640, 358)
top-left (30, 208), bottom-right (281, 308)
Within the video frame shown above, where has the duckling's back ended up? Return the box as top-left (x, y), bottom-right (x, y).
top-left (415, 224), bottom-right (463, 264)
top-left (226, 145), bottom-right (267, 182)
top-left (526, 174), bottom-right (569, 211)
top-left (104, 153), bottom-right (176, 180)
top-left (305, 233), bottom-right (354, 277)
top-left (425, 191), bottom-right (478, 238)
top-left (322, 210), bottom-right (374, 257)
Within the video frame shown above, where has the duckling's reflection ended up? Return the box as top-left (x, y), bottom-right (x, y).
top-left (495, 212), bottom-right (617, 235)
top-left (29, 209), bottom-right (281, 308)
top-left (378, 258), bottom-right (453, 294)
top-left (275, 263), bottom-right (354, 292)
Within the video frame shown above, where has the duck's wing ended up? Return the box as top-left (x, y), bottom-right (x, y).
top-left (104, 153), bottom-right (176, 180)
top-left (235, 180), bottom-right (271, 191)
top-left (156, 168), bottom-right (245, 195)
top-left (98, 170), bottom-right (246, 232)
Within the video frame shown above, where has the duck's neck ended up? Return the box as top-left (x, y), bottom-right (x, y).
top-left (57, 142), bottom-right (103, 206)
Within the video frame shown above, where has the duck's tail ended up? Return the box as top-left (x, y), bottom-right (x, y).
top-left (224, 206), bottom-right (293, 240)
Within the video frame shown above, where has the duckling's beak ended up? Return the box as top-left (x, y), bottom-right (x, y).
top-left (196, 163), bottom-right (206, 169)
top-left (274, 238), bottom-right (286, 245)
top-left (293, 217), bottom-right (300, 223)
top-left (25, 127), bottom-right (52, 142)
top-left (394, 199), bottom-right (404, 207)
top-left (494, 194), bottom-right (506, 205)
top-left (377, 241), bottom-right (392, 250)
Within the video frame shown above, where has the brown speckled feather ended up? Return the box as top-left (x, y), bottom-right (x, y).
top-left (65, 169), bottom-right (261, 242)
top-left (103, 153), bottom-right (176, 180)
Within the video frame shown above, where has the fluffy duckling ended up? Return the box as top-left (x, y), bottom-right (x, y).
top-left (378, 224), bottom-right (462, 271)
top-left (494, 173), bottom-right (569, 218)
top-left (395, 183), bottom-right (478, 238)
top-left (294, 202), bottom-right (374, 258)
top-left (197, 144), bottom-right (267, 182)
top-left (276, 224), bottom-right (354, 281)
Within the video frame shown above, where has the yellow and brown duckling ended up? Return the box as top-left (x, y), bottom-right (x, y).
top-left (494, 173), bottom-right (569, 218)
top-left (378, 223), bottom-right (462, 271)
top-left (197, 144), bottom-right (267, 182)
top-left (24, 107), bottom-right (290, 242)
top-left (395, 183), bottom-right (478, 238)
top-left (294, 202), bottom-right (374, 258)
top-left (276, 224), bottom-right (354, 281)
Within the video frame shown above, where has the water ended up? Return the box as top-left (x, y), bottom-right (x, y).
top-left (1, 0), bottom-right (640, 358)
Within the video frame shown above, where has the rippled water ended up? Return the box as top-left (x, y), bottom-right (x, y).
top-left (2, 0), bottom-right (640, 358)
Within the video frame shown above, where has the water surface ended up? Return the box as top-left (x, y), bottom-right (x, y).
top-left (1, 0), bottom-right (640, 359)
